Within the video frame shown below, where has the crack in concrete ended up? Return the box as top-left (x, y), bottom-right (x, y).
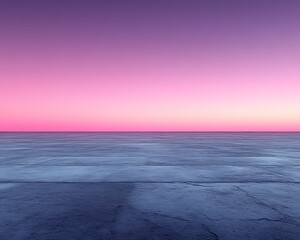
top-left (141, 211), bottom-right (190, 223)
top-left (201, 223), bottom-right (219, 240)
top-left (203, 215), bottom-right (227, 222)
top-left (258, 167), bottom-right (297, 182)
top-left (183, 182), bottom-right (210, 187)
top-left (246, 217), bottom-right (285, 222)
top-left (236, 186), bottom-right (300, 226)
top-left (133, 207), bottom-right (223, 239)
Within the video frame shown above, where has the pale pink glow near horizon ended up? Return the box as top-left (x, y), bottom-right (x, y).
top-left (1, 1), bottom-right (300, 131)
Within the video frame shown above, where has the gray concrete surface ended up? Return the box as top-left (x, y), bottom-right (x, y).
top-left (0, 132), bottom-right (299, 239)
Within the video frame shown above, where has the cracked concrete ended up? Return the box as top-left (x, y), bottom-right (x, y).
top-left (235, 186), bottom-right (299, 226)
top-left (0, 132), bottom-right (300, 239)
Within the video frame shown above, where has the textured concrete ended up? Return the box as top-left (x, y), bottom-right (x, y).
top-left (0, 132), bottom-right (299, 240)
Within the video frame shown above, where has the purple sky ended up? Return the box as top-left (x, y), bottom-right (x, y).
top-left (1, 0), bottom-right (300, 131)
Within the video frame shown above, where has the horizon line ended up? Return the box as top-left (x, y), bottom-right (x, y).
top-left (1, 131), bottom-right (300, 133)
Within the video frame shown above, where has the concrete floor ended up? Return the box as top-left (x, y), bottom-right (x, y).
top-left (0, 132), bottom-right (299, 240)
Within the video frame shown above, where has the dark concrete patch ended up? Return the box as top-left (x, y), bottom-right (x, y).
top-left (0, 183), bottom-right (134, 240)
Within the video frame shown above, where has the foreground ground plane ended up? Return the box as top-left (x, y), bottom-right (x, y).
top-left (0, 132), bottom-right (299, 240)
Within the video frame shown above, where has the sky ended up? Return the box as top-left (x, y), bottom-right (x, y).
top-left (1, 0), bottom-right (300, 131)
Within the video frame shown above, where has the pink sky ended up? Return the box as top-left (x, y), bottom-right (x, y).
top-left (1, 0), bottom-right (300, 131)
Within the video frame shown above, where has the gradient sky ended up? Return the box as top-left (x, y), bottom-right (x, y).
top-left (1, 0), bottom-right (300, 131)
